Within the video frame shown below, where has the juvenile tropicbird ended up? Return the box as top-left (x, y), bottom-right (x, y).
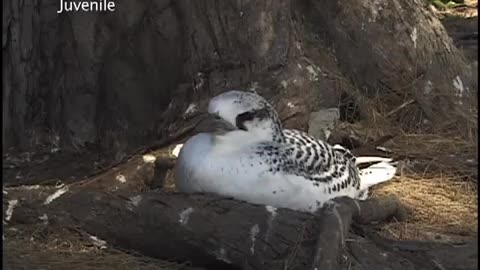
top-left (175, 91), bottom-right (396, 212)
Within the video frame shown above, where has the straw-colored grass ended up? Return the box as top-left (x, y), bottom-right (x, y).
top-left (371, 173), bottom-right (477, 242)
top-left (335, 94), bottom-right (477, 242)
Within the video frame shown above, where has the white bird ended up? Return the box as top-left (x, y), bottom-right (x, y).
top-left (175, 91), bottom-right (396, 212)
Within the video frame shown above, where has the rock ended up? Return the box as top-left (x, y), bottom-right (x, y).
top-left (308, 108), bottom-right (340, 141)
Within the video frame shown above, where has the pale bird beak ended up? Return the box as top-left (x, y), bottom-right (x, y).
top-left (194, 113), bottom-right (237, 135)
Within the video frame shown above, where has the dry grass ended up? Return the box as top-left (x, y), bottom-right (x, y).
top-left (348, 108), bottom-right (477, 242)
top-left (363, 89), bottom-right (477, 144)
top-left (371, 173), bottom-right (477, 242)
top-left (336, 82), bottom-right (477, 243)
top-left (387, 133), bottom-right (477, 178)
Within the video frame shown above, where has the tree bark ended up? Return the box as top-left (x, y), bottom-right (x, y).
top-left (3, 0), bottom-right (475, 155)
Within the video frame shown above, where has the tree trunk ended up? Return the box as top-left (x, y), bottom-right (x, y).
top-left (3, 0), bottom-right (475, 156)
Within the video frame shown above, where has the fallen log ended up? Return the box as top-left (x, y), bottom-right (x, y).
top-left (6, 178), bottom-right (427, 270)
top-left (3, 151), bottom-right (475, 270)
top-left (8, 186), bottom-right (475, 270)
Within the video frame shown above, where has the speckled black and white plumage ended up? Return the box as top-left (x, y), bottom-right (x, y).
top-left (251, 137), bottom-right (361, 195)
top-left (175, 90), bottom-right (395, 212)
top-left (210, 92), bottom-right (362, 194)
top-left (284, 130), bottom-right (360, 188)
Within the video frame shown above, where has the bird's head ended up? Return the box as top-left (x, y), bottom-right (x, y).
top-left (205, 90), bottom-right (284, 143)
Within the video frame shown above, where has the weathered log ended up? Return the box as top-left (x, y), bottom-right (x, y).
top-left (3, 149), bottom-right (476, 270)
top-left (4, 148), bottom-right (406, 270)
top-left (8, 184), bottom-right (476, 270)
top-left (7, 186), bottom-right (405, 270)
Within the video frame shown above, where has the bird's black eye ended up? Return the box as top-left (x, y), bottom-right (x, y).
top-left (235, 108), bottom-right (271, 131)
top-left (235, 111), bottom-right (256, 131)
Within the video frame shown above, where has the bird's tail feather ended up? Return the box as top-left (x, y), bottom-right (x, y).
top-left (355, 156), bottom-right (393, 165)
top-left (358, 160), bottom-right (397, 191)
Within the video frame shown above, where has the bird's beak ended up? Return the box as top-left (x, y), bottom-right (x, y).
top-left (194, 113), bottom-right (237, 135)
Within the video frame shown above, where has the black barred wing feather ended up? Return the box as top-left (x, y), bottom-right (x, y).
top-left (282, 129), bottom-right (361, 189)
